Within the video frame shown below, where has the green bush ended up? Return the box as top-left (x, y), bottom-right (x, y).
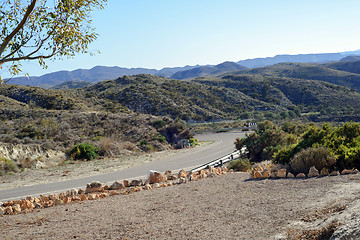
top-left (69, 143), bottom-right (99, 160)
top-left (290, 147), bottom-right (336, 174)
top-left (0, 156), bottom-right (18, 175)
top-left (189, 138), bottom-right (199, 146)
top-left (228, 158), bottom-right (252, 172)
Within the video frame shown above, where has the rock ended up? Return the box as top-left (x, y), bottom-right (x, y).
top-left (99, 193), bottom-right (108, 198)
top-left (179, 177), bottom-right (187, 184)
top-left (0, 207), bottom-right (4, 215)
top-left (277, 169), bottom-right (287, 178)
top-left (110, 181), bottom-right (124, 190)
top-left (64, 197), bottom-right (72, 204)
top-left (165, 170), bottom-right (177, 181)
top-left (178, 169), bottom-right (187, 179)
top-left (308, 166), bottom-right (319, 177)
top-left (12, 204), bottom-right (21, 214)
top-left (153, 183), bottom-right (160, 188)
top-left (330, 171), bottom-right (340, 176)
top-left (40, 195), bottom-right (49, 202)
top-left (87, 194), bottom-right (97, 200)
top-left (143, 184), bottom-right (152, 190)
top-left (320, 168), bottom-right (329, 176)
top-left (4, 206), bottom-right (13, 215)
top-left (209, 166), bottom-right (216, 173)
top-left (85, 181), bottom-right (103, 193)
top-left (54, 199), bottom-right (63, 205)
top-left (3, 201), bottom-right (14, 207)
top-left (287, 173), bottom-right (295, 178)
top-left (109, 190), bottom-right (118, 196)
top-left (103, 185), bottom-right (110, 190)
top-left (190, 174), bottom-right (200, 181)
top-left (229, 169), bottom-right (234, 173)
top-left (78, 188), bottom-right (85, 195)
top-left (149, 171), bottom-right (165, 184)
top-left (296, 173), bottom-right (306, 178)
top-left (80, 194), bottom-right (87, 201)
top-left (254, 171), bottom-right (263, 179)
top-left (341, 169), bottom-right (352, 175)
top-left (26, 197), bottom-right (35, 202)
top-left (34, 202), bottom-right (42, 209)
top-left (48, 194), bottom-right (58, 201)
top-left (130, 179), bottom-right (143, 187)
top-left (201, 172), bottom-right (207, 179)
top-left (262, 169), bottom-right (270, 178)
top-left (42, 200), bottom-right (54, 208)
top-left (20, 200), bottom-right (35, 210)
top-left (352, 169), bottom-right (359, 174)
top-left (72, 196), bottom-right (81, 202)
top-left (270, 171), bottom-right (277, 178)
top-left (123, 179), bottom-right (130, 187)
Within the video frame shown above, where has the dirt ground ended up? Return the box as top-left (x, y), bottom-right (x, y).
top-left (1, 172), bottom-right (359, 240)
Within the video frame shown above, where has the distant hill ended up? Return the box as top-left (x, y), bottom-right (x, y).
top-left (236, 62), bottom-right (360, 91)
top-left (324, 60), bottom-right (360, 75)
top-left (237, 50), bottom-right (360, 68)
top-left (51, 80), bottom-right (92, 89)
top-left (171, 61), bottom-right (247, 79)
top-left (7, 65), bottom-right (200, 88)
top-left (339, 55), bottom-right (360, 62)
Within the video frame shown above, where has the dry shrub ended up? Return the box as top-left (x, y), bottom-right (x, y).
top-left (119, 141), bottom-right (138, 152)
top-left (19, 157), bottom-right (35, 169)
top-left (290, 147), bottom-right (336, 174)
top-left (0, 156), bottom-right (18, 175)
top-left (228, 158), bottom-right (252, 172)
top-left (287, 221), bottom-right (340, 240)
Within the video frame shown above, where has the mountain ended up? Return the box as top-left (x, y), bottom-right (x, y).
top-left (51, 80), bottom-right (93, 89)
top-left (7, 65), bottom-right (200, 88)
top-left (324, 60), bottom-right (360, 75)
top-left (236, 62), bottom-right (360, 91)
top-left (171, 61), bottom-right (247, 80)
top-left (237, 50), bottom-right (360, 68)
top-left (339, 56), bottom-right (360, 62)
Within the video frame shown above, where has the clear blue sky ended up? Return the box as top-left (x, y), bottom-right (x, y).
top-left (9, 0), bottom-right (360, 77)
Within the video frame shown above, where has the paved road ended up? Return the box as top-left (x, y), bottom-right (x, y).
top-left (0, 131), bottom-right (245, 202)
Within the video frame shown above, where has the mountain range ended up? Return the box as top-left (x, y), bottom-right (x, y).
top-left (7, 50), bottom-right (360, 88)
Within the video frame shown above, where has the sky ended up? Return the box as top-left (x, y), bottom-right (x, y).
top-left (4, 0), bottom-right (360, 77)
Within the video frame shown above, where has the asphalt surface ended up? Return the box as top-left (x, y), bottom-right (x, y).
top-left (0, 131), bottom-right (245, 202)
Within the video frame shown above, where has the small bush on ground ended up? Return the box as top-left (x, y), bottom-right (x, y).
top-left (290, 147), bottom-right (336, 174)
top-left (69, 143), bottom-right (99, 160)
top-left (0, 156), bottom-right (18, 175)
top-left (228, 158), bottom-right (252, 172)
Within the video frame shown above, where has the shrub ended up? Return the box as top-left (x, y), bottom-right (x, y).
top-left (228, 158), bottom-right (252, 172)
top-left (189, 138), bottom-right (199, 146)
top-left (0, 156), bottom-right (18, 175)
top-left (290, 147), bottom-right (336, 174)
top-left (69, 143), bottom-right (99, 160)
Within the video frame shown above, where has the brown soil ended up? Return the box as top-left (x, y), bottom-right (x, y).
top-left (1, 172), bottom-right (359, 240)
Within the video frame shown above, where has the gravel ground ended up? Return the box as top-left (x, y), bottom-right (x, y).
top-left (1, 172), bottom-right (359, 240)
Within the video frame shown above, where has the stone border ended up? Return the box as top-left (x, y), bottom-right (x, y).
top-left (0, 166), bottom-right (232, 216)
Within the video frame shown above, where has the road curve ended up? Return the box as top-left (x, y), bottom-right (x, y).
top-left (0, 131), bottom-right (245, 202)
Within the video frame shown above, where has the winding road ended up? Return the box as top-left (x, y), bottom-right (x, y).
top-left (0, 131), bottom-right (245, 202)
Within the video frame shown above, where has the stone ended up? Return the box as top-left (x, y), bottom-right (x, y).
top-left (54, 199), bottom-right (63, 205)
top-left (64, 197), bottom-right (72, 204)
top-left (4, 206), bottom-right (13, 215)
top-left (143, 184), bottom-right (152, 190)
top-left (190, 174), bottom-right (200, 181)
top-left (85, 181), bottom-right (103, 193)
top-left (87, 194), bottom-right (97, 200)
top-left (179, 177), bottom-right (187, 184)
top-left (320, 168), bottom-right (329, 176)
top-left (229, 169), bottom-right (234, 173)
top-left (270, 171), bottom-right (277, 178)
top-left (277, 169), bottom-right (287, 178)
top-left (165, 170), bottom-right (177, 181)
top-left (149, 171), bottom-right (165, 184)
top-left (110, 190), bottom-right (118, 196)
top-left (201, 173), bottom-right (207, 179)
top-left (223, 167), bottom-right (229, 172)
top-left (72, 196), bottom-right (81, 202)
top-left (12, 204), bottom-right (21, 214)
top-left (254, 171), bottom-right (263, 179)
top-left (110, 181), bottom-right (124, 190)
top-left (99, 193), bottom-right (108, 198)
top-left (103, 185), bottom-right (110, 190)
top-left (123, 179), bottom-right (130, 187)
top-left (20, 200), bottom-right (35, 210)
top-left (42, 200), bottom-right (54, 208)
top-left (34, 202), bottom-right (42, 209)
top-left (130, 179), bottom-right (143, 187)
top-left (308, 166), bottom-right (320, 177)
top-left (26, 196), bottom-right (35, 202)
top-left (287, 173), bottom-right (295, 178)
top-left (296, 173), bottom-right (306, 178)
top-left (48, 194), bottom-right (58, 201)
top-left (153, 183), bottom-right (160, 188)
top-left (78, 188), bottom-right (85, 195)
top-left (178, 169), bottom-right (187, 179)
top-left (352, 169), bottom-right (359, 174)
top-left (0, 207), bottom-right (4, 215)
top-left (40, 195), bottom-right (49, 202)
top-left (66, 189), bottom-right (78, 196)
top-left (330, 171), bottom-right (340, 176)
top-left (209, 166), bottom-right (216, 173)
top-left (3, 201), bottom-right (14, 207)
top-left (262, 169), bottom-right (270, 178)
top-left (341, 169), bottom-right (352, 175)
top-left (80, 194), bottom-right (87, 201)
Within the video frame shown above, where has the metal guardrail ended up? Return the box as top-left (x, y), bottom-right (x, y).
top-left (190, 150), bottom-right (241, 172)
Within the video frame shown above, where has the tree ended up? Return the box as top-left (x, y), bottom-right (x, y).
top-left (0, 0), bottom-right (107, 82)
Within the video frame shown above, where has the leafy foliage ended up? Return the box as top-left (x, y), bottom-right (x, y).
top-left (0, 0), bottom-right (107, 81)
top-left (69, 143), bottom-right (99, 160)
top-left (228, 158), bottom-right (252, 172)
top-left (0, 156), bottom-right (18, 175)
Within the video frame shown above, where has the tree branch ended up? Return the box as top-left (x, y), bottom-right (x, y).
top-left (0, 0), bottom-right (37, 57)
